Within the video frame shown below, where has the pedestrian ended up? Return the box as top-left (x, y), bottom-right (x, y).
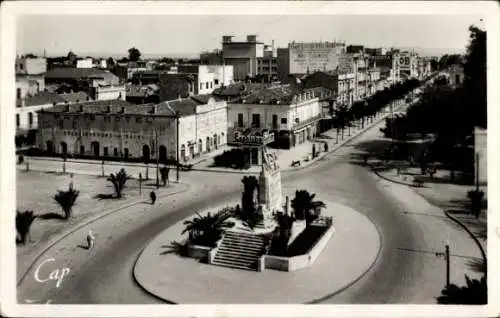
top-left (150, 191), bottom-right (157, 205)
top-left (86, 230), bottom-right (95, 250)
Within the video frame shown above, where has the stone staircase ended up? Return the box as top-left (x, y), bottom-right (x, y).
top-left (212, 231), bottom-right (267, 271)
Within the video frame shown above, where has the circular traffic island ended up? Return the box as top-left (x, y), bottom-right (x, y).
top-left (133, 201), bottom-right (381, 304)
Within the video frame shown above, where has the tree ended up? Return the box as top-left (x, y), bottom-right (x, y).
top-left (106, 57), bottom-right (115, 68)
top-left (128, 47), bottom-right (141, 62)
top-left (334, 105), bottom-right (349, 140)
top-left (53, 187), bottom-right (80, 219)
top-left (291, 190), bottom-right (325, 224)
top-left (269, 211), bottom-right (294, 256)
top-left (182, 209), bottom-right (234, 247)
top-left (437, 275), bottom-right (486, 304)
top-left (463, 25), bottom-right (486, 129)
top-left (160, 166), bottom-right (170, 186)
top-left (107, 168), bottom-right (130, 198)
top-left (16, 210), bottom-right (37, 244)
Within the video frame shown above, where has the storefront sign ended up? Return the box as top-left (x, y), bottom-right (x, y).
top-left (233, 132), bottom-right (275, 146)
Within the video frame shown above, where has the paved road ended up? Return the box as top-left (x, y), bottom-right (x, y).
top-left (17, 102), bottom-right (478, 304)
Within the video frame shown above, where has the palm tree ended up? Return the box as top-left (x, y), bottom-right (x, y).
top-left (437, 275), bottom-right (486, 304)
top-left (182, 209), bottom-right (234, 247)
top-left (53, 187), bottom-right (80, 219)
top-left (291, 190), bottom-right (326, 224)
top-left (16, 210), bottom-right (37, 244)
top-left (107, 168), bottom-right (130, 198)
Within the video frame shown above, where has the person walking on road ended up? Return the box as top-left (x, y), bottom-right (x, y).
top-left (150, 191), bottom-right (157, 205)
top-left (86, 230), bottom-right (95, 250)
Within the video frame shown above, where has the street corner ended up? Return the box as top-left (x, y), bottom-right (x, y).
top-left (132, 200), bottom-right (381, 304)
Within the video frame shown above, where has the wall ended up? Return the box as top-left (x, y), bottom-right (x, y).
top-left (16, 103), bottom-right (55, 131)
top-left (197, 66), bottom-right (216, 95)
top-left (207, 65), bottom-right (234, 88)
top-left (288, 43), bottom-right (344, 75)
top-left (16, 58), bottom-right (47, 75)
top-left (277, 48), bottom-right (290, 80)
top-left (94, 85), bottom-right (126, 101)
top-left (38, 112), bottom-right (178, 160)
top-left (76, 59), bottom-right (93, 68)
top-left (263, 224), bottom-right (335, 272)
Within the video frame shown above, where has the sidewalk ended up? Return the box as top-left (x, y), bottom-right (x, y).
top-left (190, 105), bottom-right (401, 175)
top-left (133, 200), bottom-right (381, 304)
top-left (16, 169), bottom-right (191, 285)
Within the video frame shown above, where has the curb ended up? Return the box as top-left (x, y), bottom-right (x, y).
top-left (16, 181), bottom-right (192, 287)
top-left (370, 164), bottom-right (424, 188)
top-left (132, 200), bottom-right (382, 304)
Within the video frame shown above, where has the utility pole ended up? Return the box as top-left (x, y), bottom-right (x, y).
top-left (155, 127), bottom-right (159, 189)
top-left (176, 111), bottom-right (180, 182)
top-left (436, 243), bottom-right (451, 288)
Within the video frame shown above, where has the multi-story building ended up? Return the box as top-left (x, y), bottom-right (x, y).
top-left (282, 41), bottom-right (346, 76)
top-left (222, 35), bottom-right (277, 81)
top-left (44, 68), bottom-right (121, 87)
top-left (228, 85), bottom-right (322, 157)
top-left (76, 58), bottom-right (93, 68)
top-left (158, 65), bottom-right (234, 102)
top-left (397, 51), bottom-right (419, 79)
top-left (36, 96), bottom-right (228, 163)
top-left (200, 50), bottom-right (223, 65)
top-left (89, 84), bottom-right (127, 101)
top-left (15, 56), bottom-right (47, 75)
top-left (301, 70), bottom-right (355, 109)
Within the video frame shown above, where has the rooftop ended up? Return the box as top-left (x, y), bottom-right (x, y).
top-left (59, 91), bottom-right (90, 103)
top-left (44, 68), bottom-right (116, 80)
top-left (23, 91), bottom-right (65, 107)
top-left (232, 85), bottom-right (317, 105)
top-left (41, 95), bottom-right (220, 117)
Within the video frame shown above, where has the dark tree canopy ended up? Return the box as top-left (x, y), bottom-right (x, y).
top-left (128, 47), bottom-right (141, 62)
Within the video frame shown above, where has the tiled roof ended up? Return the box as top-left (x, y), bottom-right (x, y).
top-left (41, 99), bottom-right (136, 114)
top-left (125, 84), bottom-right (160, 97)
top-left (25, 91), bottom-right (65, 106)
top-left (44, 68), bottom-right (115, 80)
top-left (59, 91), bottom-right (90, 103)
top-left (234, 85), bottom-right (297, 105)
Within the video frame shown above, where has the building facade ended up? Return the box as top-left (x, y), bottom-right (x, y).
top-left (15, 56), bottom-right (47, 75)
top-left (76, 59), bottom-right (93, 68)
top-left (286, 41), bottom-right (346, 75)
top-left (222, 35), bottom-right (268, 80)
top-left (228, 86), bottom-right (322, 153)
top-left (36, 97), bottom-right (227, 163)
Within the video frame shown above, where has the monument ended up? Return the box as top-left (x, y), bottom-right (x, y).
top-left (255, 147), bottom-right (282, 230)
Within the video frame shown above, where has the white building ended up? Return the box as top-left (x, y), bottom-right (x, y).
top-left (228, 85), bottom-right (322, 154)
top-left (76, 59), bottom-right (94, 68)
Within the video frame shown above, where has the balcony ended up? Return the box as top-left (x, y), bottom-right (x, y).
top-left (291, 114), bottom-right (323, 132)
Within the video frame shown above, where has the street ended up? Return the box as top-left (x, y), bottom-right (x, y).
top-left (16, 114), bottom-right (481, 304)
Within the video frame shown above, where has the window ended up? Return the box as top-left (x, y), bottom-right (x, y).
top-left (210, 82), bottom-right (213, 89)
top-left (16, 114), bottom-right (20, 127)
top-left (214, 79), bottom-right (219, 85)
top-left (103, 147), bottom-right (108, 156)
top-left (200, 83), bottom-right (203, 90)
top-left (281, 117), bottom-right (287, 124)
top-left (237, 113), bottom-right (244, 127)
top-left (272, 114), bottom-right (278, 129)
top-left (16, 88), bottom-right (21, 99)
top-left (206, 82), bottom-right (209, 89)
top-left (252, 113), bottom-right (260, 128)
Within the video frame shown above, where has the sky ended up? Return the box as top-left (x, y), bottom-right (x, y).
top-left (16, 14), bottom-right (483, 58)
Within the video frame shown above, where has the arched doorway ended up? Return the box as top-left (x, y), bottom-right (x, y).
top-left (91, 141), bottom-right (100, 158)
top-left (46, 140), bottom-right (54, 153)
top-left (198, 139), bottom-right (202, 154)
top-left (60, 142), bottom-right (68, 155)
top-left (159, 145), bottom-right (167, 163)
top-left (213, 134), bottom-right (218, 149)
top-left (142, 144), bottom-right (151, 162)
top-left (206, 136), bottom-right (211, 152)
